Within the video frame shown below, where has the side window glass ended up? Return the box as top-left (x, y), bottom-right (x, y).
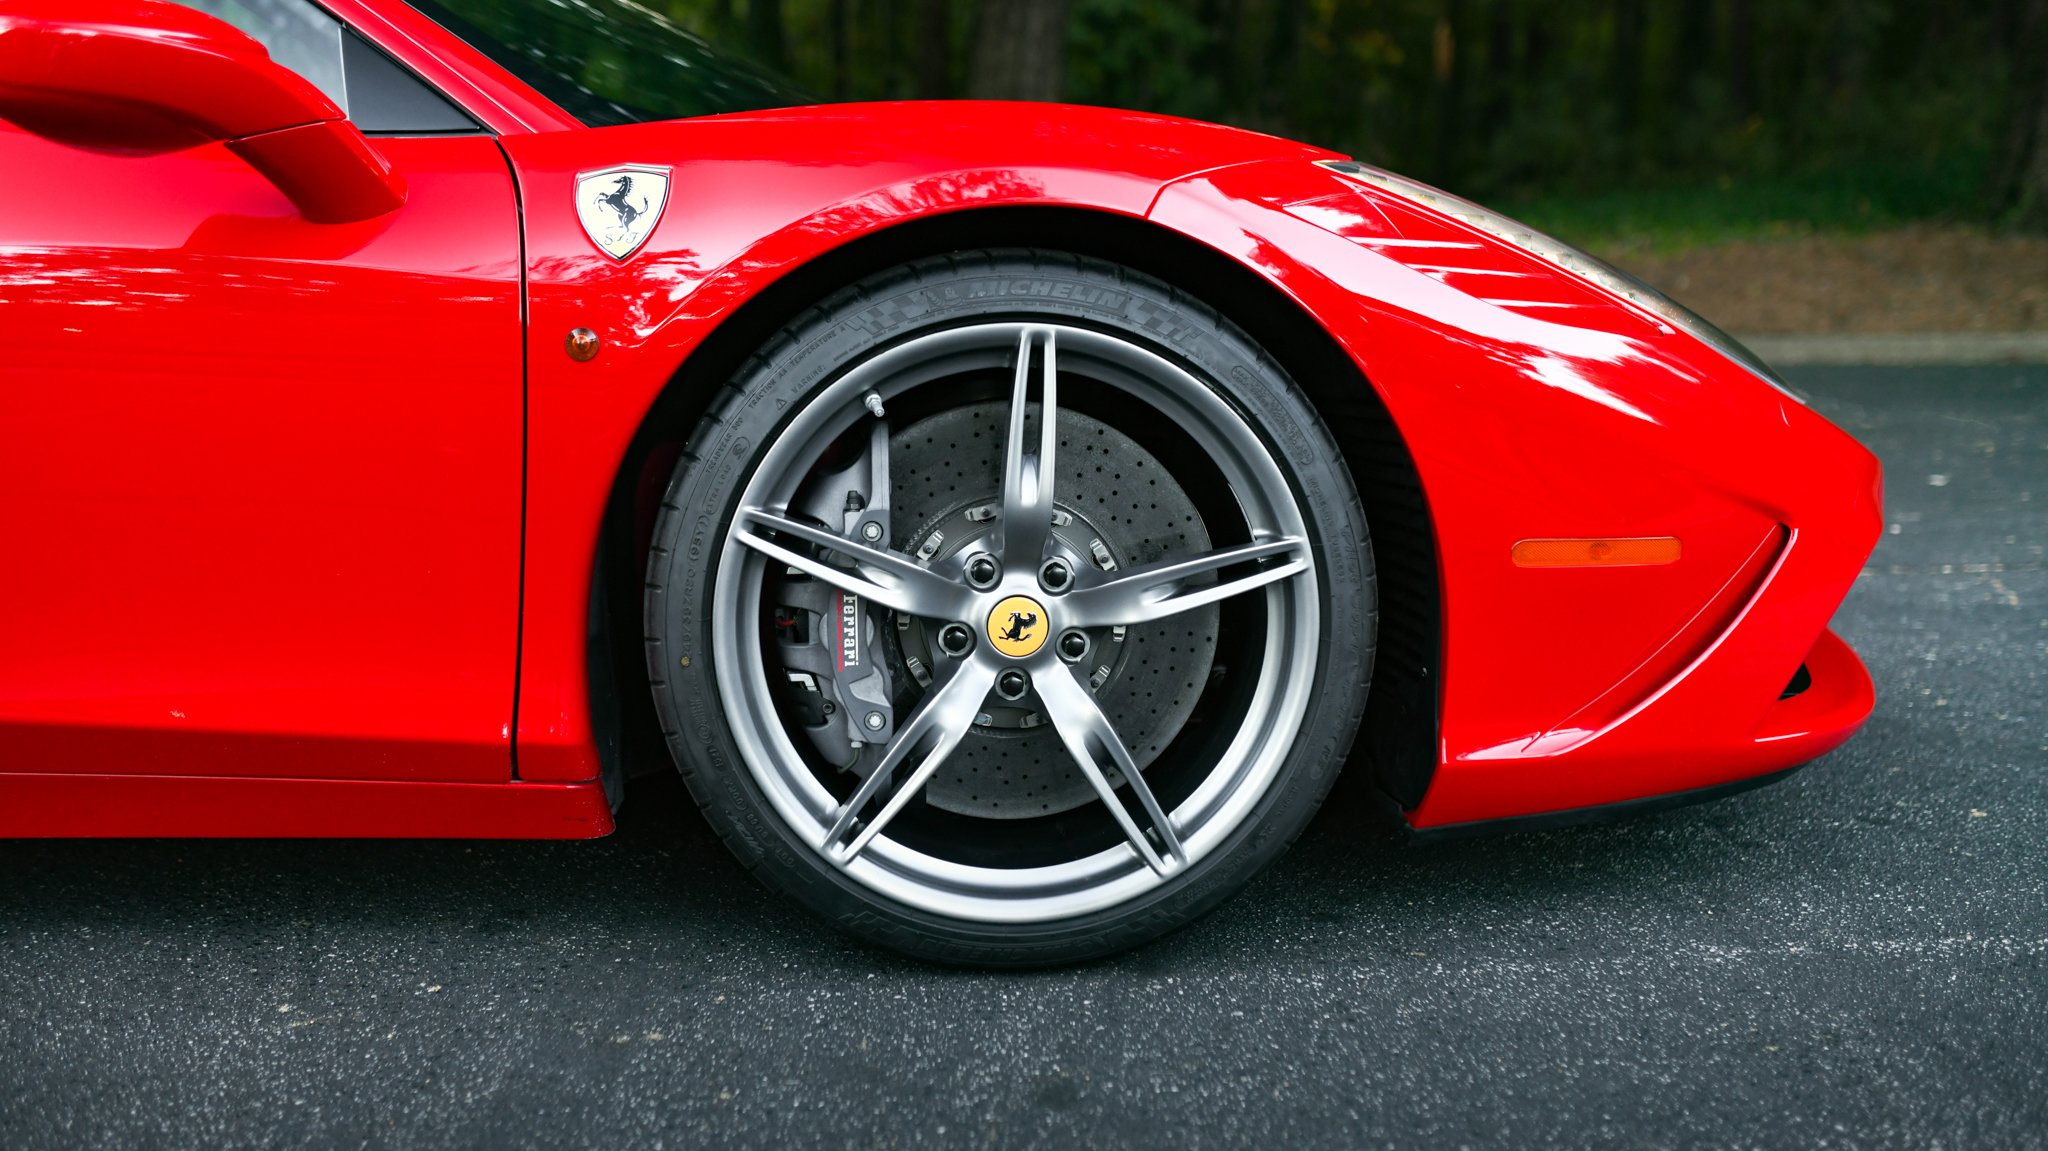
top-left (341, 30), bottom-right (482, 134)
top-left (171, 0), bottom-right (348, 110)
top-left (166, 0), bottom-right (483, 136)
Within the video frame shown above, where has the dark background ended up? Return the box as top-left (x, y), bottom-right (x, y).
top-left (513, 0), bottom-right (2048, 335)
top-left (650, 0), bottom-right (2048, 239)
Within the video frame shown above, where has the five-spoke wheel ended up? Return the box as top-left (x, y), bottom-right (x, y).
top-left (647, 254), bottom-right (1373, 963)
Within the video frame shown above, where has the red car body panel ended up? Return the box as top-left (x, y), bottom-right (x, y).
top-left (1150, 163), bottom-right (1882, 826)
top-left (0, 129), bottom-right (526, 784)
top-left (500, 106), bottom-right (1335, 783)
top-left (0, 0), bottom-right (1879, 839)
top-left (0, 774), bottom-right (611, 838)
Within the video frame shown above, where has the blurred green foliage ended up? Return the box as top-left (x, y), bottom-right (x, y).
top-left (1500, 161), bottom-right (1995, 253)
top-left (637, 0), bottom-right (2019, 237)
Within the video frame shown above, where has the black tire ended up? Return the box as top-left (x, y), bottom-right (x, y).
top-left (644, 251), bottom-right (1375, 966)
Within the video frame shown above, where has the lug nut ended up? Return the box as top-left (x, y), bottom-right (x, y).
top-left (938, 622), bottom-right (975, 657)
top-left (994, 669), bottom-right (1030, 701)
top-left (1039, 558), bottom-right (1073, 593)
top-left (965, 553), bottom-right (1001, 589)
top-left (863, 711), bottom-right (886, 731)
top-left (1057, 629), bottom-right (1090, 661)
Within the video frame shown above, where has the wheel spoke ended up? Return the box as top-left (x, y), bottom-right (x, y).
top-left (1063, 536), bottom-right (1310, 628)
top-left (712, 320), bottom-right (1325, 918)
top-left (823, 658), bottom-right (995, 863)
top-left (999, 327), bottom-right (1059, 570)
top-left (1034, 664), bottom-right (1186, 875)
top-left (732, 507), bottom-right (974, 620)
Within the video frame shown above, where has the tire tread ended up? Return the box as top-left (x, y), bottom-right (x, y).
top-left (643, 250), bottom-right (1375, 966)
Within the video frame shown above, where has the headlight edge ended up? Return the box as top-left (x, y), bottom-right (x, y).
top-left (1312, 158), bottom-right (1807, 405)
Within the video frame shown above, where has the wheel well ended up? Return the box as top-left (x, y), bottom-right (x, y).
top-left (591, 206), bottom-right (1442, 810)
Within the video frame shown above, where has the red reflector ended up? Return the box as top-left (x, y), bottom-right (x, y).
top-left (1512, 537), bottom-right (1681, 567)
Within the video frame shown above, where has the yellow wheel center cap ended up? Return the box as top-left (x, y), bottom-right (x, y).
top-left (986, 595), bottom-right (1048, 658)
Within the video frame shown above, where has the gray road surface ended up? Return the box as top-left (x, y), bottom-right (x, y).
top-left (3, 365), bottom-right (2043, 1149)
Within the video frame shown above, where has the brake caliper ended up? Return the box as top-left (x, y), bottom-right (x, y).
top-left (774, 413), bottom-right (897, 771)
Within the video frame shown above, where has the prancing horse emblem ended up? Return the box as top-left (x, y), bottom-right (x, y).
top-left (986, 594), bottom-right (1049, 657)
top-left (1000, 611), bottom-right (1038, 644)
top-left (574, 164), bottom-right (671, 260)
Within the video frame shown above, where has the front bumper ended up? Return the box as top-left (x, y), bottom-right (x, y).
top-left (1406, 439), bottom-right (1882, 831)
top-left (1408, 626), bottom-right (1873, 838)
top-left (1146, 159), bottom-right (1884, 834)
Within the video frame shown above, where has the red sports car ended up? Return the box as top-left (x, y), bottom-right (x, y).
top-left (0, 0), bottom-right (1880, 964)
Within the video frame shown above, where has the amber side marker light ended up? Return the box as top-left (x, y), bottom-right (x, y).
top-left (1513, 537), bottom-right (1682, 568)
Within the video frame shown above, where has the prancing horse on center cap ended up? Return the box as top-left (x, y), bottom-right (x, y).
top-left (987, 594), bottom-right (1048, 658)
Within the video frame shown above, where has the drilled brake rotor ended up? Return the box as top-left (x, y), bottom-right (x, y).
top-left (888, 400), bottom-right (1218, 820)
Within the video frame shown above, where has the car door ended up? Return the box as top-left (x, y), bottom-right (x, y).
top-left (0, 0), bottom-right (524, 783)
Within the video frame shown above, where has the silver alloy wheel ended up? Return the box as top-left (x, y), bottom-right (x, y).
top-left (711, 322), bottom-right (1319, 924)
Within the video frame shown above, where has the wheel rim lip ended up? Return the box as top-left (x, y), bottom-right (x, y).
top-left (708, 321), bottom-right (1320, 925)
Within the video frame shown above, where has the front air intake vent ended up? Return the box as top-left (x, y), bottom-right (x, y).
top-left (1780, 663), bottom-right (1813, 701)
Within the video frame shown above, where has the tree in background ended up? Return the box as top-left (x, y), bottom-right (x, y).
top-left (744, 0), bottom-right (787, 71)
top-left (651, 0), bottom-right (2028, 229)
top-left (918, 0), bottom-right (951, 97)
top-left (967, 0), bottom-right (1070, 100)
top-left (1992, 0), bottom-right (2048, 228)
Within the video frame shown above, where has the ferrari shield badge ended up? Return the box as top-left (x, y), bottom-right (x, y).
top-left (575, 165), bottom-right (671, 261)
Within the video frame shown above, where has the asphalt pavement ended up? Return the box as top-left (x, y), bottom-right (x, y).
top-left (3, 365), bottom-right (2044, 1149)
